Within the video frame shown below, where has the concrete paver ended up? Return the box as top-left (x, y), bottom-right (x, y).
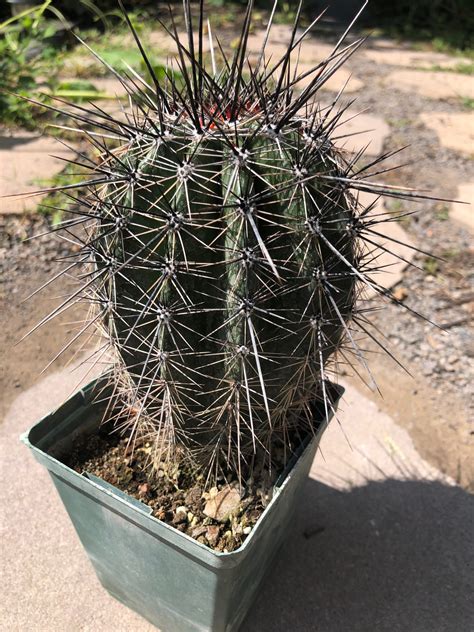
top-left (331, 110), bottom-right (390, 156)
top-left (451, 182), bottom-right (474, 234)
top-left (357, 191), bottom-right (415, 294)
top-left (296, 62), bottom-right (364, 94)
top-left (84, 76), bottom-right (130, 98)
top-left (420, 111), bottom-right (474, 155)
top-left (364, 47), bottom-right (472, 70)
top-left (0, 133), bottom-right (75, 215)
top-left (246, 27), bottom-right (363, 94)
top-left (246, 25), bottom-right (334, 64)
top-left (148, 30), bottom-right (211, 54)
top-left (386, 70), bottom-right (474, 100)
top-left (1, 364), bottom-right (155, 631)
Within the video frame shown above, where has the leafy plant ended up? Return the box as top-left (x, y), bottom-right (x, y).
top-left (460, 96), bottom-right (474, 109)
top-left (367, 0), bottom-right (474, 51)
top-left (53, 79), bottom-right (102, 100)
top-left (0, 2), bottom-right (64, 128)
top-left (423, 62), bottom-right (474, 74)
top-left (423, 257), bottom-right (439, 275)
top-left (27, 0), bottom-right (433, 483)
top-left (434, 204), bottom-right (449, 221)
top-left (0, 0), bottom-right (116, 128)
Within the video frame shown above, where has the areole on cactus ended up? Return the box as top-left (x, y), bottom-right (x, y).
top-left (20, 0), bottom-right (438, 483)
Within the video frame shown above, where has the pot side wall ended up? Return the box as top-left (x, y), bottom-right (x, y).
top-left (22, 378), bottom-right (342, 632)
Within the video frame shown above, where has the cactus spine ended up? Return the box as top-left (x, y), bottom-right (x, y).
top-left (25, 1), bottom-right (429, 480)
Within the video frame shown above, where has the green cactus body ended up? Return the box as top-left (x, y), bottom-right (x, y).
top-left (98, 120), bottom-right (356, 466)
top-left (33, 1), bottom-right (420, 477)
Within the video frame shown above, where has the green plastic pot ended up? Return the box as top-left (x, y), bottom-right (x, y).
top-left (21, 377), bottom-right (343, 631)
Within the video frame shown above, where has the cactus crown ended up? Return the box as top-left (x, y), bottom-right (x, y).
top-left (24, 0), bottom-right (431, 482)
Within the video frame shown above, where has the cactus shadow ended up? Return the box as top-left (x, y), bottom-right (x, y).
top-left (245, 478), bottom-right (474, 631)
top-left (0, 135), bottom-right (39, 150)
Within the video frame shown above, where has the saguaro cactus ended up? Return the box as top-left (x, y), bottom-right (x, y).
top-left (23, 1), bottom-right (432, 480)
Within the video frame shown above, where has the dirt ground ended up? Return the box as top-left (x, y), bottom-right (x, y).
top-left (0, 215), bottom-right (88, 420)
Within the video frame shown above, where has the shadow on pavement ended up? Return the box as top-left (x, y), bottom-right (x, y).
top-left (245, 479), bottom-right (474, 631)
top-left (0, 135), bottom-right (39, 150)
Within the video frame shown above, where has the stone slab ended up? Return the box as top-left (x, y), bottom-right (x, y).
top-left (85, 76), bottom-right (130, 98)
top-left (312, 379), bottom-right (447, 489)
top-left (419, 111), bottom-right (474, 155)
top-left (331, 110), bottom-right (390, 156)
top-left (0, 133), bottom-right (75, 215)
top-left (81, 77), bottom-right (134, 121)
top-left (0, 362), bottom-right (155, 632)
top-left (451, 182), bottom-right (474, 234)
top-left (2, 363), bottom-right (471, 631)
top-left (365, 47), bottom-right (472, 70)
top-left (246, 29), bottom-right (363, 94)
top-left (357, 191), bottom-right (416, 295)
top-left (367, 38), bottom-right (398, 50)
top-left (148, 30), bottom-right (211, 54)
top-left (386, 70), bottom-right (474, 100)
top-left (296, 62), bottom-right (363, 94)
top-left (246, 27), bottom-right (335, 64)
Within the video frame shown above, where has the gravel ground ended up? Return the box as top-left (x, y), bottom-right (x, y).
top-left (322, 40), bottom-right (474, 415)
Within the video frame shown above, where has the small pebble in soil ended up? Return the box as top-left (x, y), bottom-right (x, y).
top-left (64, 430), bottom-right (285, 552)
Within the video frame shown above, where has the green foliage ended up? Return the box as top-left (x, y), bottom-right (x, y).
top-left (423, 62), bottom-right (474, 74)
top-left (0, 4), bottom-right (64, 128)
top-left (434, 205), bottom-right (449, 221)
top-left (0, 0), bottom-right (118, 128)
top-left (460, 96), bottom-right (474, 110)
top-left (54, 79), bottom-right (104, 101)
top-left (273, 2), bottom-right (299, 25)
top-left (423, 257), bottom-right (439, 275)
top-left (368, 0), bottom-right (474, 51)
top-left (97, 46), bottom-right (145, 70)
